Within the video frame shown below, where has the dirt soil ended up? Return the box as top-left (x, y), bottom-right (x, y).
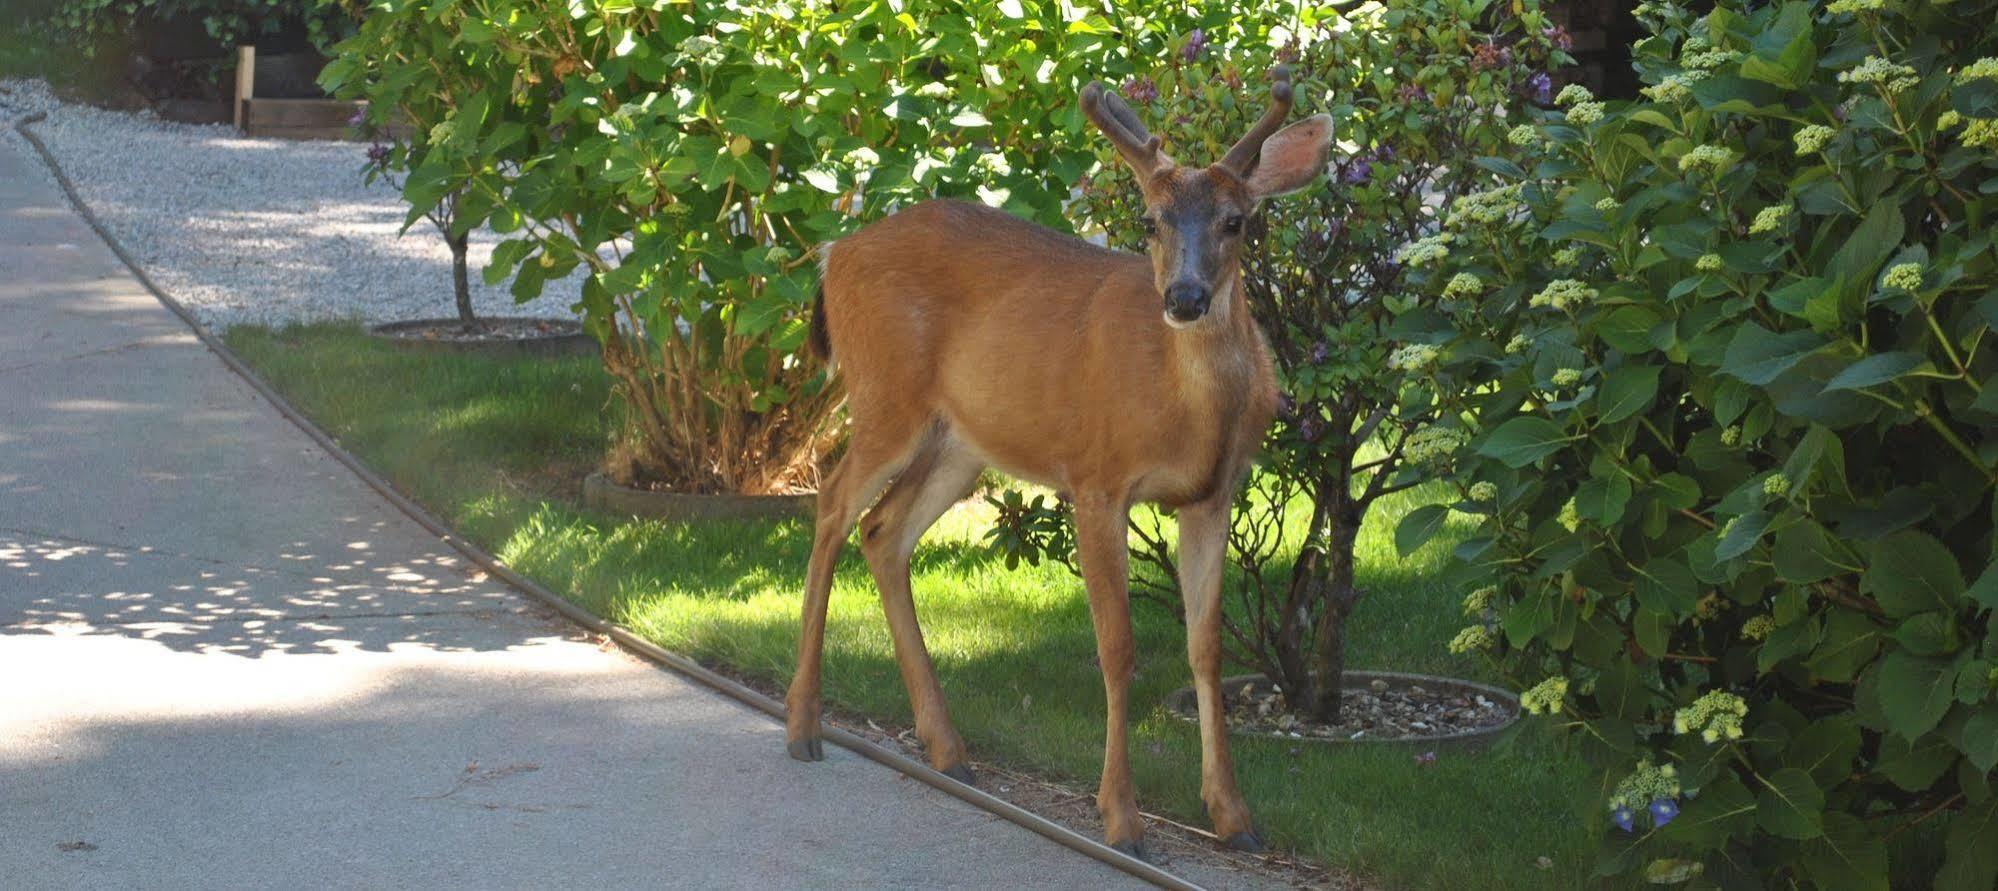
top-left (1179, 677), bottom-right (1516, 743)
top-left (376, 317), bottom-right (583, 343)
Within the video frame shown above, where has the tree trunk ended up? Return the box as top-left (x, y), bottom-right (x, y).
top-left (449, 229), bottom-right (477, 331)
top-left (1304, 510), bottom-right (1363, 721)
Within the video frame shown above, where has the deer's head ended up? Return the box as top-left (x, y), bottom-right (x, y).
top-left (1082, 67), bottom-right (1332, 329)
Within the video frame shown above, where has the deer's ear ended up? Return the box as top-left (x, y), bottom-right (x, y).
top-left (1245, 114), bottom-right (1333, 200)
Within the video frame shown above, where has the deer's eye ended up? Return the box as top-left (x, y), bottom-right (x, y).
top-left (1222, 214), bottom-right (1245, 235)
top-left (1139, 217), bottom-right (1159, 239)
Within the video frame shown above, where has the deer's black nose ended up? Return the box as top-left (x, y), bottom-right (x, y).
top-left (1164, 282), bottom-right (1210, 323)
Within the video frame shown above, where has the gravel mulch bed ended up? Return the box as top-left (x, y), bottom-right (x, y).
top-left (1172, 675), bottom-right (1516, 744)
top-left (1, 77), bottom-right (580, 330)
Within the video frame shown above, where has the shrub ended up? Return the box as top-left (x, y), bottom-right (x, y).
top-left (988, 0), bottom-right (1568, 720)
top-left (51, 0), bottom-right (357, 55)
top-left (1403, 0), bottom-right (1998, 885)
top-left (324, 0), bottom-right (1270, 494)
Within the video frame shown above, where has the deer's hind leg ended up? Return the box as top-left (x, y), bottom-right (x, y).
top-left (857, 433), bottom-right (985, 783)
top-left (786, 421), bottom-right (935, 763)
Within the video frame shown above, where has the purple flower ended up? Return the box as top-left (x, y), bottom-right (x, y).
top-left (1526, 72), bottom-right (1553, 105)
top-left (1543, 25), bottom-right (1574, 52)
top-left (1648, 798), bottom-right (1680, 828)
top-left (1121, 76), bottom-right (1158, 104)
top-left (1414, 751), bottom-right (1437, 766)
top-left (1472, 41), bottom-right (1512, 71)
top-left (1277, 392), bottom-right (1297, 420)
top-left (1181, 28), bottom-right (1207, 62)
top-left (1311, 341), bottom-right (1330, 365)
top-left (1395, 83), bottom-right (1429, 104)
top-left (1340, 158), bottom-right (1372, 185)
top-left (347, 107), bottom-right (366, 129)
top-left (1611, 805), bottom-right (1636, 833)
top-left (366, 143), bottom-right (390, 166)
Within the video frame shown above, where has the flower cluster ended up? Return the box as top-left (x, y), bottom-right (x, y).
top-left (1448, 625), bottom-right (1495, 654)
top-left (1389, 343), bottom-right (1442, 372)
top-left (1551, 246), bottom-right (1583, 268)
top-left (1468, 481), bottom-right (1498, 502)
top-left (1394, 232), bottom-right (1454, 268)
top-left (1839, 55), bottom-right (1920, 93)
top-left (1883, 262), bottom-right (1925, 290)
top-left (1794, 124), bottom-right (1835, 155)
top-left (1961, 119), bottom-right (1998, 149)
top-left (1750, 204), bottom-right (1790, 234)
top-left (915, 82), bottom-right (954, 100)
top-left (1507, 124), bottom-right (1538, 146)
top-left (1720, 425), bottom-right (1742, 445)
top-left (1180, 28), bottom-right (1207, 62)
top-left (1608, 761), bottom-right (1682, 832)
top-left (1520, 676), bottom-right (1568, 715)
top-left (1404, 426), bottom-right (1469, 466)
top-left (1565, 100), bottom-right (1605, 126)
top-left (1960, 58), bottom-right (1998, 83)
top-left (1593, 196), bottom-right (1621, 212)
top-left (1696, 253), bottom-right (1724, 273)
top-left (1120, 76), bottom-right (1158, 104)
top-left (1446, 183), bottom-right (1526, 228)
top-left (1742, 615), bottom-right (1776, 641)
top-left (1682, 49), bottom-right (1737, 70)
top-left (1762, 473), bottom-right (1791, 497)
top-left (1555, 83), bottom-right (1594, 106)
top-left (1675, 690), bottom-right (1748, 743)
top-left (1642, 71), bottom-right (1706, 103)
top-left (1443, 272), bottom-right (1484, 299)
top-left (1558, 498), bottom-right (1580, 530)
top-left (1529, 278), bottom-right (1597, 310)
top-left (1826, 0), bottom-right (1884, 11)
top-left (1678, 144), bottom-right (1734, 174)
top-left (1505, 333), bottom-right (1531, 354)
top-left (1550, 367), bottom-right (1583, 388)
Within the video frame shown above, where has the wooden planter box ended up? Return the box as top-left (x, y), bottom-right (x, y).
top-left (234, 45), bottom-right (367, 140)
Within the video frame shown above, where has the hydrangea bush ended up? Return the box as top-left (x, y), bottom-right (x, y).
top-left (1401, 0), bottom-right (1998, 885)
top-left (323, 0), bottom-right (1259, 493)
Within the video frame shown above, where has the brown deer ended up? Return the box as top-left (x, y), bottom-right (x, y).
top-left (786, 66), bottom-right (1330, 858)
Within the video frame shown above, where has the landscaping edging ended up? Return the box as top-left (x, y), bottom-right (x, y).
top-left (581, 471), bottom-right (815, 523)
top-left (1163, 670), bottom-right (1520, 749)
top-left (369, 317), bottom-right (596, 358)
top-left (15, 113), bottom-right (1197, 891)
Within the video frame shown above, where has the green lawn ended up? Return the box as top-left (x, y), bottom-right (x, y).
top-left (225, 323), bottom-right (1601, 889)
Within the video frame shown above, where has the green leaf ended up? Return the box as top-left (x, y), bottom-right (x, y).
top-left (1774, 521), bottom-right (1852, 583)
top-left (1596, 365), bottom-right (1661, 424)
top-left (1721, 323), bottom-right (1826, 386)
top-left (1634, 556), bottom-right (1699, 614)
top-left (1807, 609), bottom-right (1883, 682)
top-left (1865, 531), bottom-right (1965, 616)
top-left (1756, 768), bottom-right (1825, 840)
top-left (1476, 417), bottom-right (1571, 468)
top-left (1739, 2), bottom-right (1817, 89)
top-left (1959, 709), bottom-right (1998, 773)
top-left (1801, 812), bottom-right (1887, 891)
top-left (1395, 504), bottom-right (1450, 556)
top-left (1877, 649), bottom-right (1957, 740)
top-left (1715, 511), bottom-right (1771, 561)
top-left (1825, 351), bottom-right (1932, 391)
top-left (1575, 475), bottom-right (1633, 526)
top-left (1968, 557), bottom-right (1998, 610)
top-left (1938, 799), bottom-right (1998, 891)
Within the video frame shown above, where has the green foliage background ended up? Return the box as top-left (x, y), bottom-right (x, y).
top-left (1396, 0), bottom-right (1998, 886)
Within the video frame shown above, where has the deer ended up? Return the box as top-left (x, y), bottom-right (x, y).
top-left (785, 66), bottom-right (1331, 858)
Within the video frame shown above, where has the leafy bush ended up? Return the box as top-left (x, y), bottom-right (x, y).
top-left (988, 0), bottom-right (1568, 720)
top-left (325, 0), bottom-right (1276, 494)
top-left (51, 0), bottom-right (357, 55)
top-left (1400, 0), bottom-right (1998, 885)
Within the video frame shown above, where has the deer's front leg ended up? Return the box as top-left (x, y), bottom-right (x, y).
top-left (1072, 494), bottom-right (1146, 857)
top-left (1177, 497), bottom-right (1261, 852)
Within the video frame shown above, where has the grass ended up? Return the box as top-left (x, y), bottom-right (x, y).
top-left (0, 7), bottom-right (127, 102)
top-left (224, 323), bottom-right (1602, 890)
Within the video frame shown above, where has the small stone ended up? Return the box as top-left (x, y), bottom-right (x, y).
top-left (1369, 679), bottom-right (1390, 694)
top-left (1409, 684), bottom-right (1426, 696)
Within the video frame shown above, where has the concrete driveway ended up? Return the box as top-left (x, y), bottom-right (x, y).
top-left (0, 135), bottom-right (1151, 889)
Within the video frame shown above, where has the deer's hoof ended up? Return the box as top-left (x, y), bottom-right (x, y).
top-left (787, 736), bottom-right (824, 762)
top-left (1109, 838), bottom-right (1150, 862)
top-left (1222, 830), bottom-right (1264, 853)
top-left (940, 762), bottom-right (977, 786)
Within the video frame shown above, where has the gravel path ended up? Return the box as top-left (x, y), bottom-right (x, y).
top-left (0, 78), bottom-right (579, 330)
